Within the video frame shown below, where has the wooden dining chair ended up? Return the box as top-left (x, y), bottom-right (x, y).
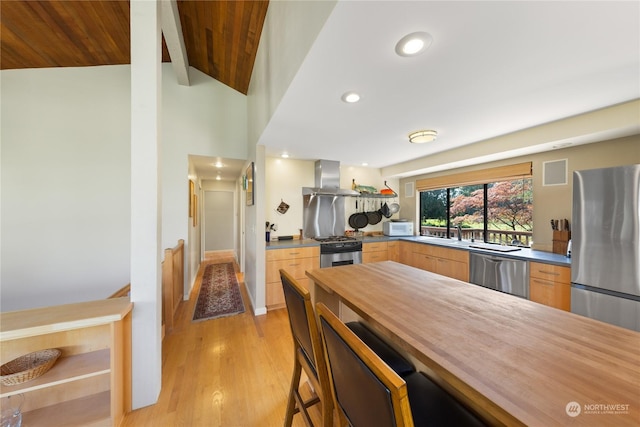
top-left (316, 302), bottom-right (487, 427)
top-left (280, 269), bottom-right (333, 427)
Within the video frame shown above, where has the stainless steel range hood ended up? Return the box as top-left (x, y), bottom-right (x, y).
top-left (302, 160), bottom-right (357, 238)
top-left (302, 160), bottom-right (359, 196)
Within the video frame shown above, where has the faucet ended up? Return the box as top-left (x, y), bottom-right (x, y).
top-left (457, 224), bottom-right (462, 241)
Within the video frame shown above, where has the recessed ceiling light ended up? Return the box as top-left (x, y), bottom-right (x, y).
top-left (216, 175), bottom-right (221, 180)
top-left (395, 32), bottom-right (433, 57)
top-left (361, 162), bottom-right (368, 167)
top-left (214, 161), bottom-right (223, 168)
top-left (408, 130), bottom-right (438, 143)
top-left (341, 92), bottom-right (360, 103)
top-left (281, 153), bottom-right (290, 158)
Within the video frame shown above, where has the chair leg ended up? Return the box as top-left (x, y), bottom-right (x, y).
top-left (321, 390), bottom-right (333, 427)
top-left (284, 355), bottom-right (302, 427)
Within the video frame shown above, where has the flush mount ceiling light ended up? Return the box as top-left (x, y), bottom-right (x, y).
top-left (395, 32), bottom-right (433, 57)
top-left (341, 91), bottom-right (360, 103)
top-left (408, 130), bottom-right (438, 143)
top-left (281, 152), bottom-right (290, 158)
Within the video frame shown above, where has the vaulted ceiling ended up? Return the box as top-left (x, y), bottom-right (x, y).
top-left (0, 0), bottom-right (268, 95)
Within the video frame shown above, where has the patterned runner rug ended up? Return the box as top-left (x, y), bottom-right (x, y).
top-left (192, 263), bottom-right (245, 322)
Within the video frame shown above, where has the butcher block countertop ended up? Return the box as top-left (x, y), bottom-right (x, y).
top-left (306, 261), bottom-right (640, 426)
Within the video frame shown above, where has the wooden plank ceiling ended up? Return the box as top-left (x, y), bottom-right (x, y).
top-left (0, 0), bottom-right (268, 94)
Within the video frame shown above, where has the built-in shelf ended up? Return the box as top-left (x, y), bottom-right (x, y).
top-left (22, 390), bottom-right (111, 427)
top-left (0, 297), bottom-right (132, 427)
top-left (1, 349), bottom-right (110, 397)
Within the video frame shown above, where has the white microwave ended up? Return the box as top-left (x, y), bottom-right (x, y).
top-left (383, 221), bottom-right (414, 236)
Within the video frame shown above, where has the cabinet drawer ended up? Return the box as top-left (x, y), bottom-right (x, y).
top-left (530, 278), bottom-right (571, 311)
top-left (530, 262), bottom-right (570, 283)
top-left (266, 246), bottom-right (319, 262)
top-left (431, 246), bottom-right (469, 263)
top-left (363, 251), bottom-right (389, 263)
top-left (266, 257), bottom-right (318, 283)
top-left (363, 242), bottom-right (388, 252)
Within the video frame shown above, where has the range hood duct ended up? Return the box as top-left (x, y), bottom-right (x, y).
top-left (302, 160), bottom-right (359, 196)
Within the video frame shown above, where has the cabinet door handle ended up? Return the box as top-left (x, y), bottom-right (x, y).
top-left (288, 263), bottom-right (300, 267)
top-left (288, 252), bottom-right (301, 256)
top-left (537, 270), bottom-right (560, 276)
top-left (532, 279), bottom-right (554, 286)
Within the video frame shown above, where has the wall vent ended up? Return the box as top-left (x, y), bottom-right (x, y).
top-left (543, 159), bottom-right (568, 186)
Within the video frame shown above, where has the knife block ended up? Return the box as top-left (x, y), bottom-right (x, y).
top-left (552, 230), bottom-right (571, 255)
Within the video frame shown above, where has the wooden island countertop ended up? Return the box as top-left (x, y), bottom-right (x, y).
top-left (306, 261), bottom-right (640, 426)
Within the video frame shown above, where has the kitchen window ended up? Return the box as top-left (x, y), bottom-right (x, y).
top-left (416, 162), bottom-right (533, 246)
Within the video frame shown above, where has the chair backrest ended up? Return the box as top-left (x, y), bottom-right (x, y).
top-left (280, 269), bottom-right (324, 377)
top-left (316, 302), bottom-right (414, 427)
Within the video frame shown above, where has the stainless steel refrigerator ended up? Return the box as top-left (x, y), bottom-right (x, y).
top-left (571, 164), bottom-right (640, 331)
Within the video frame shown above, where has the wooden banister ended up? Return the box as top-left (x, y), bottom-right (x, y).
top-left (108, 284), bottom-right (131, 299)
top-left (162, 239), bottom-right (185, 333)
top-left (107, 239), bottom-right (185, 336)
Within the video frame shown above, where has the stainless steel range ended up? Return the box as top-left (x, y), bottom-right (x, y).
top-left (316, 236), bottom-right (363, 268)
top-left (301, 160), bottom-right (363, 268)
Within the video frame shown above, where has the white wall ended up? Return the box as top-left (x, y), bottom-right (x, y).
top-left (265, 158), bottom-right (315, 237)
top-left (264, 158), bottom-right (400, 239)
top-left (162, 66), bottom-right (248, 296)
top-left (1, 64), bottom-right (248, 311)
top-left (246, 1), bottom-right (337, 316)
top-left (1, 66), bottom-right (131, 310)
top-left (399, 135), bottom-right (640, 251)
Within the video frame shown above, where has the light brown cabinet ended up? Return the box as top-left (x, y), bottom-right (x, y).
top-left (266, 246), bottom-right (319, 310)
top-left (387, 241), bottom-right (400, 262)
top-left (529, 262), bottom-right (571, 311)
top-left (363, 241), bottom-right (389, 263)
top-left (399, 241), bottom-right (469, 282)
top-left (0, 297), bottom-right (132, 426)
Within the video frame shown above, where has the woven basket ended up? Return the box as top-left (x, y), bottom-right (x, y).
top-left (1, 349), bottom-right (62, 386)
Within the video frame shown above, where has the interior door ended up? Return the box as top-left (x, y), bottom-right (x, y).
top-left (204, 191), bottom-right (234, 252)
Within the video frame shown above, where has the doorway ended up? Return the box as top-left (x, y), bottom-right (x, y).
top-left (204, 191), bottom-right (235, 252)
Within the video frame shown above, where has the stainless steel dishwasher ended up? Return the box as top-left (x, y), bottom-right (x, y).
top-left (469, 252), bottom-right (529, 298)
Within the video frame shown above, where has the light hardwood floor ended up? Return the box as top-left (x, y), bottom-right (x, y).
top-left (122, 251), bottom-right (321, 426)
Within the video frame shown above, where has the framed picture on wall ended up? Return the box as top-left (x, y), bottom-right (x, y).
top-left (189, 180), bottom-right (195, 217)
top-left (193, 194), bottom-right (198, 227)
top-left (246, 162), bottom-right (254, 206)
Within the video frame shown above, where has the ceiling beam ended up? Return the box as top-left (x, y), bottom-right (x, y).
top-left (160, 0), bottom-right (190, 86)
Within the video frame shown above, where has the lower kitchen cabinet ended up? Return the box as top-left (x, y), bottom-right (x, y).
top-left (363, 241), bottom-right (388, 263)
top-left (0, 297), bottom-right (132, 427)
top-left (266, 246), bottom-right (319, 310)
top-left (529, 261), bottom-right (571, 311)
top-left (400, 241), bottom-right (469, 282)
top-left (388, 240), bottom-right (400, 262)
